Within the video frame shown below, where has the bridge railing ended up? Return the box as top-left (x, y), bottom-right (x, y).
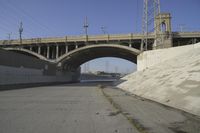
top-left (0, 33), bottom-right (145, 45)
top-left (1, 32), bottom-right (199, 46)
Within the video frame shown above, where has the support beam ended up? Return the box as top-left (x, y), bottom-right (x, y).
top-left (47, 46), bottom-right (50, 59)
top-left (193, 38), bottom-right (197, 44)
top-left (56, 45), bottom-right (59, 58)
top-left (38, 46), bottom-right (41, 54)
top-left (65, 45), bottom-right (68, 54)
top-left (29, 46), bottom-right (32, 51)
top-left (51, 46), bottom-right (55, 59)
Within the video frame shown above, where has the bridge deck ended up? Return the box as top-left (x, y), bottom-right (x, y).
top-left (0, 32), bottom-right (199, 46)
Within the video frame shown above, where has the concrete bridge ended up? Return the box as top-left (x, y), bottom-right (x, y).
top-left (1, 42), bottom-right (141, 71)
top-left (0, 13), bottom-right (200, 71)
top-left (0, 31), bottom-right (200, 68)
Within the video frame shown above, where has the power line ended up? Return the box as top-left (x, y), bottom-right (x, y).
top-left (0, 5), bottom-right (40, 39)
top-left (5, 0), bottom-right (57, 34)
top-left (0, 0), bottom-right (58, 39)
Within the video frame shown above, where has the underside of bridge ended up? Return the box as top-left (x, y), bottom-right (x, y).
top-left (8, 50), bottom-right (39, 59)
top-left (57, 45), bottom-right (140, 71)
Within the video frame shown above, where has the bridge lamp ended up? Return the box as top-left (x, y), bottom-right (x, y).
top-left (83, 17), bottom-right (89, 43)
top-left (83, 17), bottom-right (89, 36)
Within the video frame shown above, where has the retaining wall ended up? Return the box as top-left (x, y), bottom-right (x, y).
top-left (0, 49), bottom-right (80, 86)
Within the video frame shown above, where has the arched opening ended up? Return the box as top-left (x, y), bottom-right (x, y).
top-left (80, 57), bottom-right (136, 82)
top-left (57, 44), bottom-right (140, 70)
top-left (56, 44), bottom-right (140, 82)
top-left (161, 22), bottom-right (167, 32)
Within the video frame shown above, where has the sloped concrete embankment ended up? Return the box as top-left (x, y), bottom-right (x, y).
top-left (118, 43), bottom-right (200, 116)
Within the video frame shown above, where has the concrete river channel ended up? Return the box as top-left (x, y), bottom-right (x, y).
top-left (0, 81), bottom-right (200, 133)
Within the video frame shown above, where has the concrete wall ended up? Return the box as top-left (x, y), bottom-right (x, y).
top-left (137, 43), bottom-right (200, 71)
top-left (0, 65), bottom-right (79, 85)
top-left (0, 49), bottom-right (80, 86)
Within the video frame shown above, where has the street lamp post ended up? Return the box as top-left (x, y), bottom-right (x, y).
top-left (83, 17), bottom-right (89, 44)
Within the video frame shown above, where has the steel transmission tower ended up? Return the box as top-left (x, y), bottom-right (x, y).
top-left (141, 0), bottom-right (162, 51)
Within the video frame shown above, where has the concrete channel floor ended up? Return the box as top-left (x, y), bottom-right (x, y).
top-left (103, 86), bottom-right (200, 133)
top-left (0, 82), bottom-right (138, 133)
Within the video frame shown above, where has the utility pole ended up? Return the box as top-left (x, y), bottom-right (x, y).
top-left (19, 22), bottom-right (23, 45)
top-left (83, 17), bottom-right (89, 44)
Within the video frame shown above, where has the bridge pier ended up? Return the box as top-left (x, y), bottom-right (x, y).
top-left (47, 46), bottom-right (50, 59)
top-left (65, 45), bottom-right (68, 54)
top-left (38, 46), bottom-right (41, 54)
top-left (51, 46), bottom-right (54, 59)
top-left (29, 46), bottom-right (33, 51)
top-left (193, 38), bottom-right (197, 44)
top-left (56, 45), bottom-right (59, 59)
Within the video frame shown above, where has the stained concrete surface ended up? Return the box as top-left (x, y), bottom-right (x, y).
top-left (0, 82), bottom-right (138, 133)
top-left (103, 87), bottom-right (200, 133)
top-left (1, 82), bottom-right (200, 133)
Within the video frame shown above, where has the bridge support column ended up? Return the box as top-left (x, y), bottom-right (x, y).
top-left (65, 45), bottom-right (68, 54)
top-left (140, 40), bottom-right (144, 51)
top-left (193, 38), bottom-right (197, 44)
top-left (51, 46), bottom-right (55, 59)
top-left (47, 46), bottom-right (50, 59)
top-left (38, 46), bottom-right (41, 54)
top-left (29, 46), bottom-right (32, 51)
top-left (56, 45), bottom-right (59, 59)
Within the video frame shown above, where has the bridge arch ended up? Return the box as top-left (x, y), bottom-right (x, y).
top-left (4, 48), bottom-right (49, 61)
top-left (56, 44), bottom-right (141, 71)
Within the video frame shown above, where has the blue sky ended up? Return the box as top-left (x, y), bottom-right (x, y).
top-left (0, 0), bottom-right (199, 73)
